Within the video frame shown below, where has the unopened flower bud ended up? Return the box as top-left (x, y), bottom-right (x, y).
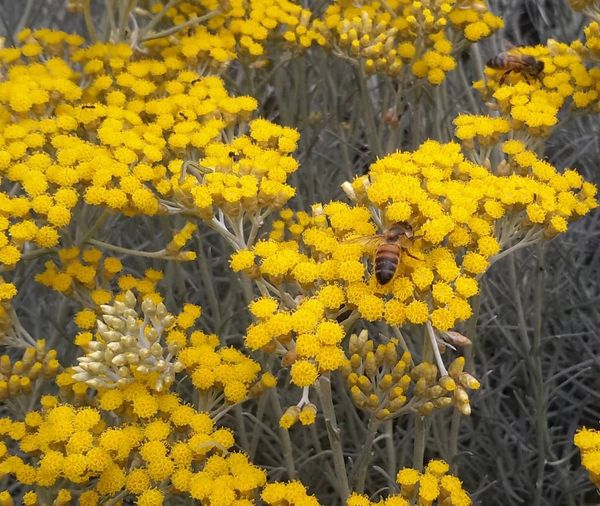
top-left (341, 181), bottom-right (357, 202)
top-left (439, 375), bottom-right (456, 392)
top-left (458, 372), bottom-right (480, 390)
top-left (124, 290), bottom-right (137, 308)
top-left (419, 402), bottom-right (434, 416)
top-left (141, 299), bottom-right (156, 316)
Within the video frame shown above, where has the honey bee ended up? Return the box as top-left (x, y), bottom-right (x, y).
top-left (486, 51), bottom-right (544, 85)
top-left (352, 222), bottom-right (420, 285)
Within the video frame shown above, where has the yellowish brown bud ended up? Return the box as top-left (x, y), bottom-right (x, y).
top-left (427, 385), bottom-right (444, 399)
top-left (367, 393), bottom-right (380, 408)
top-left (433, 397), bottom-right (453, 409)
top-left (459, 372), bottom-right (480, 390)
top-left (375, 408), bottom-right (391, 420)
top-left (415, 377), bottom-right (428, 396)
top-left (454, 387), bottom-right (469, 404)
top-left (379, 373), bottom-right (393, 390)
top-left (448, 357), bottom-right (465, 377)
top-left (364, 351), bottom-right (377, 377)
top-left (458, 402), bottom-right (471, 416)
top-left (384, 342), bottom-right (398, 365)
top-left (358, 375), bottom-right (372, 392)
top-left (418, 402), bottom-right (434, 416)
top-left (439, 375), bottom-right (456, 392)
top-left (389, 396), bottom-right (407, 411)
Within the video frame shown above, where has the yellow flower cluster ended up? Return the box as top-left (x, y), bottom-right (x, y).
top-left (578, 21), bottom-right (600, 62)
top-left (34, 246), bottom-right (165, 306)
top-left (476, 40), bottom-right (600, 136)
top-left (344, 331), bottom-right (480, 418)
top-left (156, 0), bottom-right (324, 57)
top-left (262, 480), bottom-right (320, 505)
top-left (0, 388), bottom-right (266, 505)
top-left (348, 459), bottom-right (471, 506)
top-left (177, 328), bottom-right (265, 405)
top-left (232, 140), bottom-right (596, 397)
top-left (448, 0), bottom-right (504, 42)
top-left (0, 32), bottom-right (301, 307)
top-left (245, 295), bottom-right (348, 376)
top-left (315, 0), bottom-right (501, 83)
top-left (575, 427), bottom-right (600, 488)
top-left (172, 116), bottom-right (299, 224)
top-left (0, 340), bottom-right (60, 401)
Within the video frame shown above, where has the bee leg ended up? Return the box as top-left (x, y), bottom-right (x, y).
top-left (499, 70), bottom-right (511, 86)
top-left (406, 250), bottom-right (422, 261)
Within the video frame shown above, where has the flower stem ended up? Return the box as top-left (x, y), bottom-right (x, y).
top-left (318, 374), bottom-right (350, 502)
top-left (352, 417), bottom-right (381, 493)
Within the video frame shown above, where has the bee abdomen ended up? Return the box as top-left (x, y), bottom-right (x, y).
top-left (375, 245), bottom-right (400, 285)
top-left (486, 55), bottom-right (504, 69)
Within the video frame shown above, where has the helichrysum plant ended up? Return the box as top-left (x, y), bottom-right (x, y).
top-left (0, 0), bottom-right (598, 504)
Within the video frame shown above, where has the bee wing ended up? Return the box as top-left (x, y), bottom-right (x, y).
top-left (344, 234), bottom-right (383, 254)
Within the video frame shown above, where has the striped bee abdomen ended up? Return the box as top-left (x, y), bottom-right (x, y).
top-left (375, 243), bottom-right (400, 285)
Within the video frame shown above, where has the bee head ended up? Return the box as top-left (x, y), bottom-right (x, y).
top-left (388, 222), bottom-right (413, 240)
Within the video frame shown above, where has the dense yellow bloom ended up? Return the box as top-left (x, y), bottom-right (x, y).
top-left (311, 0), bottom-right (500, 82)
top-left (348, 458), bottom-right (470, 505)
top-left (575, 427), bottom-right (600, 487)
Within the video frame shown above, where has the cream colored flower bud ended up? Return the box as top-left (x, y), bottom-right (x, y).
top-left (122, 335), bottom-right (136, 348)
top-left (88, 378), bottom-right (104, 389)
top-left (118, 366), bottom-right (129, 377)
top-left (156, 303), bottom-right (168, 320)
top-left (139, 348), bottom-right (150, 360)
top-left (112, 354), bottom-right (128, 367)
top-left (116, 378), bottom-right (130, 387)
top-left (137, 365), bottom-right (150, 374)
top-left (141, 299), bottom-right (156, 315)
top-left (100, 305), bottom-right (116, 315)
top-left (88, 351), bottom-right (104, 361)
top-left (107, 342), bottom-right (122, 353)
top-left (162, 314), bottom-right (175, 328)
top-left (174, 361), bottom-right (184, 373)
top-left (341, 181), bottom-right (357, 202)
top-left (72, 372), bottom-right (90, 382)
top-left (88, 342), bottom-right (103, 351)
top-left (126, 316), bottom-right (138, 333)
top-left (124, 290), bottom-right (137, 308)
top-left (454, 387), bottom-right (469, 403)
top-left (113, 301), bottom-right (127, 314)
top-left (88, 362), bottom-right (106, 374)
top-left (126, 353), bottom-right (139, 364)
top-left (146, 328), bottom-right (159, 343)
top-left (150, 342), bottom-right (163, 357)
